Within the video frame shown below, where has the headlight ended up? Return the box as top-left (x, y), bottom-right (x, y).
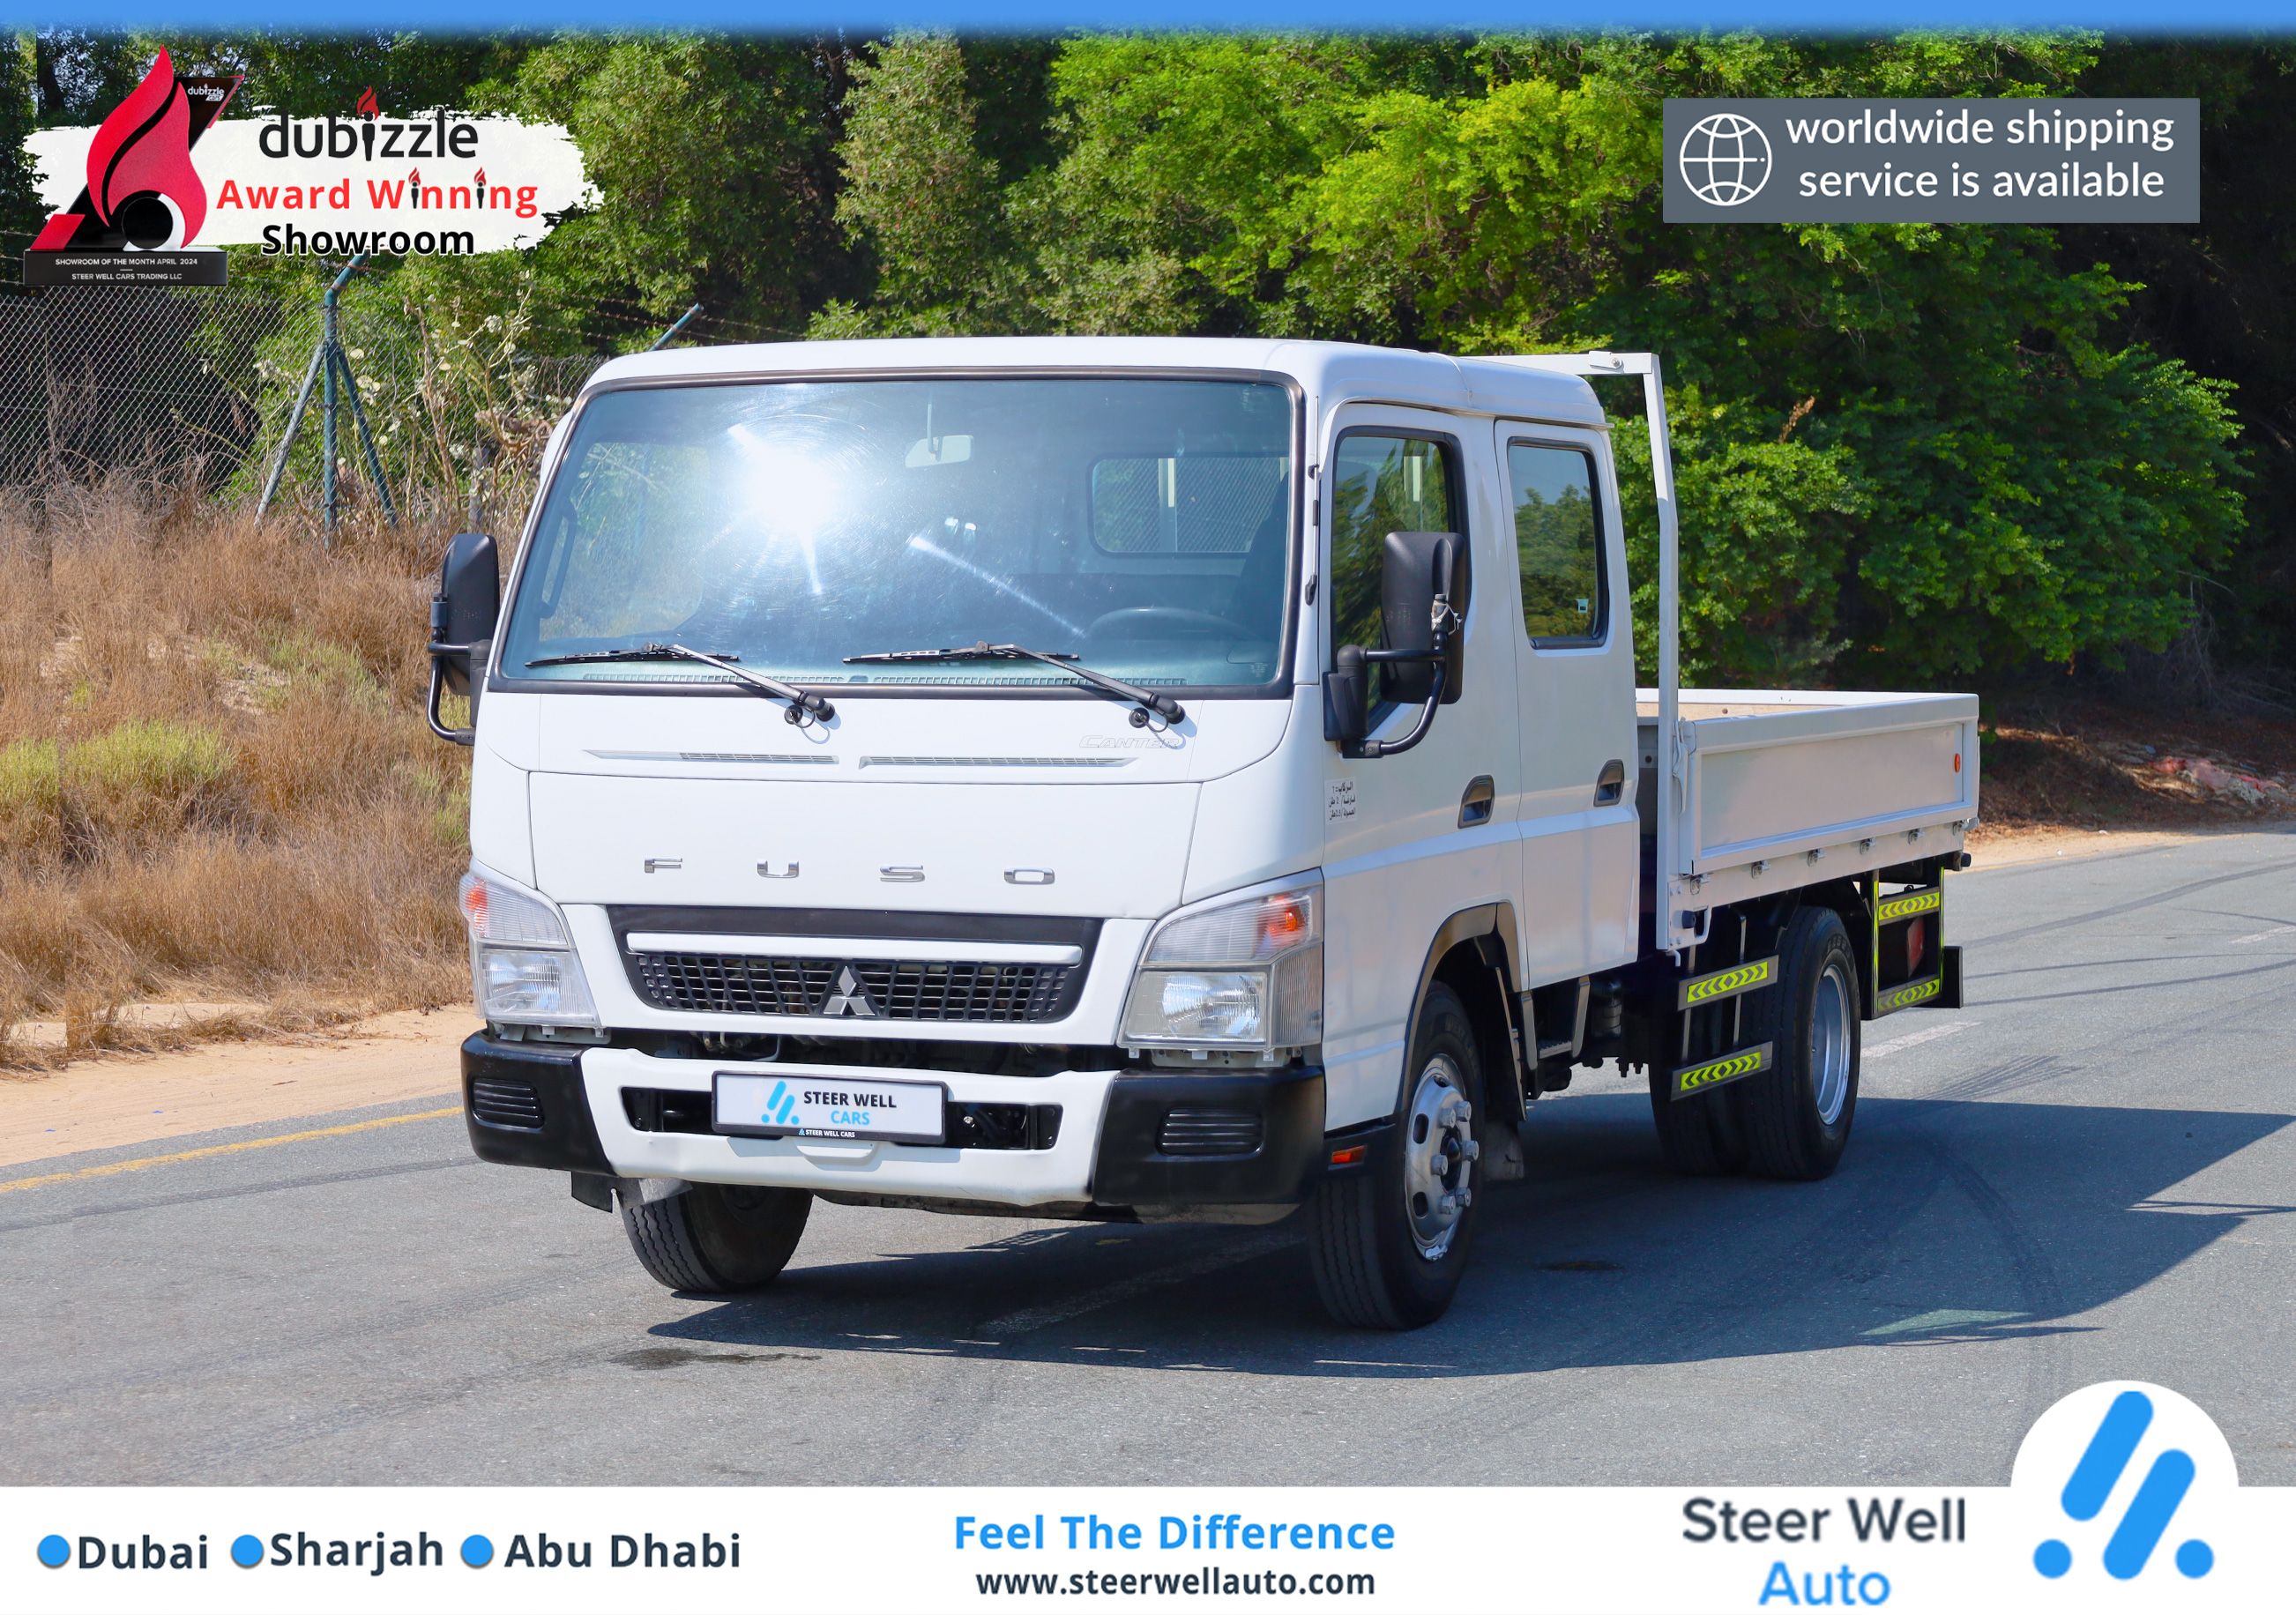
top-left (458, 867), bottom-right (599, 1028)
top-left (1122, 878), bottom-right (1323, 1053)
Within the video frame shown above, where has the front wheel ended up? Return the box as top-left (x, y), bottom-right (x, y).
top-left (1307, 983), bottom-right (1486, 1329)
top-left (620, 1182), bottom-right (812, 1293)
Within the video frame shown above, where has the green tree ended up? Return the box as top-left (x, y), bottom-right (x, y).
top-left (0, 33), bottom-right (41, 248)
top-left (1012, 32), bottom-right (2246, 684)
top-left (817, 33), bottom-right (1024, 335)
top-left (487, 33), bottom-right (857, 335)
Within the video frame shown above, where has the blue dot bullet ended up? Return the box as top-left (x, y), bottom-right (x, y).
top-left (232, 1535), bottom-right (264, 1568)
top-left (37, 1535), bottom-right (69, 1569)
top-left (460, 1534), bottom-right (493, 1567)
top-left (2176, 1539), bottom-right (2214, 1578)
top-left (2033, 1539), bottom-right (2072, 1578)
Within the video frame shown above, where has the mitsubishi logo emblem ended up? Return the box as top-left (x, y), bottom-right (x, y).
top-left (819, 966), bottom-right (877, 1018)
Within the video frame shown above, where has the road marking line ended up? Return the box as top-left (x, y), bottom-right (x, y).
top-left (1865, 1020), bottom-right (1975, 1061)
top-left (0, 1106), bottom-right (464, 1196)
top-left (2230, 924), bottom-right (2296, 946)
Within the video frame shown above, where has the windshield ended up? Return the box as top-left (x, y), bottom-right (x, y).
top-left (500, 376), bottom-right (1298, 692)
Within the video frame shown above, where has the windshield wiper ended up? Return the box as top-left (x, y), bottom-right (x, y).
top-left (526, 643), bottom-right (834, 724)
top-left (844, 641), bottom-right (1185, 726)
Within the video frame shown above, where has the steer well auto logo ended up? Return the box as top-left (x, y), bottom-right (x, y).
top-left (26, 56), bottom-right (596, 285)
top-left (2010, 1381), bottom-right (2241, 1602)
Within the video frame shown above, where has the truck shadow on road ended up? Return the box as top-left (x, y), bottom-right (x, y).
top-left (649, 1094), bottom-right (2291, 1379)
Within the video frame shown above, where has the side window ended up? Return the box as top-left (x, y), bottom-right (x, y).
top-left (1506, 442), bottom-right (1604, 645)
top-left (1328, 432), bottom-right (1459, 657)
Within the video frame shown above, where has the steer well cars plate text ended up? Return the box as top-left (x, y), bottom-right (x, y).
top-left (713, 1071), bottom-right (946, 1143)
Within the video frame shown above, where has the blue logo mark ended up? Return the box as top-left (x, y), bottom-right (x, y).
top-left (37, 1534), bottom-right (70, 1568)
top-left (762, 1080), bottom-right (797, 1128)
top-left (2036, 1388), bottom-right (2211, 1580)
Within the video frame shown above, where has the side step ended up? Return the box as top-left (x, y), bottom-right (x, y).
top-left (1669, 1041), bottom-right (1773, 1100)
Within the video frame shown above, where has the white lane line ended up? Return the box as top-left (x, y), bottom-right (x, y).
top-left (2230, 925), bottom-right (2296, 946)
top-left (979, 1232), bottom-right (1293, 1336)
top-left (1865, 1020), bottom-right (1976, 1061)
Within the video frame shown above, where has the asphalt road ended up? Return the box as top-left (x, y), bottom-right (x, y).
top-left (8, 830), bottom-right (2295, 1486)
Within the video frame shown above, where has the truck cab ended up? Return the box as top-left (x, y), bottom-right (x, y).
top-left (431, 338), bottom-right (1977, 1328)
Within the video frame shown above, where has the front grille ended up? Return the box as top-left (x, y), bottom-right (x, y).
top-left (630, 954), bottom-right (1076, 1023)
top-left (470, 1077), bottom-right (545, 1131)
top-left (1157, 1107), bottom-right (1264, 1157)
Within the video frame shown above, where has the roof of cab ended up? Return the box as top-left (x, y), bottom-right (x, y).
top-left (583, 336), bottom-right (1606, 429)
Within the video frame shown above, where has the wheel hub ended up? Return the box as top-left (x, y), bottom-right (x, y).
top-left (1403, 1055), bottom-right (1477, 1259)
top-left (1812, 959), bottom-right (1853, 1126)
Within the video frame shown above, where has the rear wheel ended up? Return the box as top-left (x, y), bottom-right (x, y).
top-left (1307, 983), bottom-right (1486, 1329)
top-left (1737, 906), bottom-right (1861, 1180)
top-left (620, 1182), bottom-right (812, 1293)
top-left (1648, 1046), bottom-right (1748, 1177)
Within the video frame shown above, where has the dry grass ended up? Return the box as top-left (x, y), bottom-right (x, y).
top-left (0, 478), bottom-right (472, 1067)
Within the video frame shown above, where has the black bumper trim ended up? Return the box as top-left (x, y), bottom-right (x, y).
top-left (461, 1032), bottom-right (614, 1175)
top-left (1090, 1066), bottom-right (1325, 1209)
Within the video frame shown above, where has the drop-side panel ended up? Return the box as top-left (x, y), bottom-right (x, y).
top-left (1636, 688), bottom-right (1979, 904)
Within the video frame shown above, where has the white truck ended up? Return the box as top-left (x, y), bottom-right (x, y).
top-left (428, 338), bottom-right (1978, 1329)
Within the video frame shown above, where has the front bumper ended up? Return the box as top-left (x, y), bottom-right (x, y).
top-left (460, 1032), bottom-right (1325, 1212)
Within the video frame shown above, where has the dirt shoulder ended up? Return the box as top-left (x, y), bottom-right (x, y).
top-left (0, 1008), bottom-right (466, 1169)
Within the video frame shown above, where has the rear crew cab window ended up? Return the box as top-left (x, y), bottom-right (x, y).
top-left (1506, 442), bottom-right (1605, 645)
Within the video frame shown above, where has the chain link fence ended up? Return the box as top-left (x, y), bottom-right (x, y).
top-left (0, 252), bottom-right (784, 525)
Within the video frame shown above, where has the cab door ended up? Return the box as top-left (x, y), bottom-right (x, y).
top-left (1491, 420), bottom-right (1639, 986)
top-left (1318, 407), bottom-right (1522, 1130)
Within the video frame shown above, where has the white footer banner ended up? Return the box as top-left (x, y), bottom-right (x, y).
top-left (6, 1384), bottom-right (2285, 1611)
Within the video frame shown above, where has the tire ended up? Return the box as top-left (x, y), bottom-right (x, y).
top-left (1736, 906), bottom-right (1861, 1180)
top-left (1307, 983), bottom-right (1486, 1329)
top-left (1648, 1041), bottom-right (1748, 1177)
top-left (620, 1182), bottom-right (813, 1293)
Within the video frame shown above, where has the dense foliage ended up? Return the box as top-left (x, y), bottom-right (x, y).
top-left (9, 28), bottom-right (2285, 691)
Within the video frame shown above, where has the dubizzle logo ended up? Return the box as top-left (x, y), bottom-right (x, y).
top-left (28, 49), bottom-right (239, 284)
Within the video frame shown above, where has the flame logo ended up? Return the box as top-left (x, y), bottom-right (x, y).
top-left (356, 86), bottom-right (378, 119)
top-left (83, 49), bottom-right (205, 246)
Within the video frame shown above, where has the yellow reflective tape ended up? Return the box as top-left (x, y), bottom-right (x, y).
top-left (1878, 889), bottom-right (1942, 922)
top-left (1878, 976), bottom-right (1942, 1012)
top-left (1672, 1043), bottom-right (1773, 1098)
top-left (1679, 956), bottom-right (1777, 1008)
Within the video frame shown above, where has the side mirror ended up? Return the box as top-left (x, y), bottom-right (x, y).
top-left (1378, 531), bottom-right (1468, 707)
top-left (1326, 532), bottom-right (1466, 760)
top-left (427, 531), bottom-right (499, 745)
top-left (1323, 644), bottom-right (1369, 747)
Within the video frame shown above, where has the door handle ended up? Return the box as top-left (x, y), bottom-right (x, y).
top-left (1594, 758), bottom-right (1627, 806)
top-left (1458, 775), bottom-right (1495, 828)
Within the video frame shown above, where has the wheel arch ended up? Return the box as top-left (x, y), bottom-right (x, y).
top-left (1396, 902), bottom-right (1527, 1128)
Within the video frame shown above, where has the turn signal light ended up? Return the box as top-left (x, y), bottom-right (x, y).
top-left (1261, 895), bottom-right (1311, 949)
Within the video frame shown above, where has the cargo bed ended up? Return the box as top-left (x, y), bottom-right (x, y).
top-left (1636, 688), bottom-right (1980, 912)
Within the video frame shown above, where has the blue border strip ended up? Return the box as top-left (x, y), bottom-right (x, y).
top-left (6, 3), bottom-right (2295, 32)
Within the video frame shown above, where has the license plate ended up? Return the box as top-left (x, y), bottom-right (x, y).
top-left (712, 1071), bottom-right (946, 1145)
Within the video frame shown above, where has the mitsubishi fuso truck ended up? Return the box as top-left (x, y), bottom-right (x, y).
top-left (427, 338), bottom-right (1978, 1329)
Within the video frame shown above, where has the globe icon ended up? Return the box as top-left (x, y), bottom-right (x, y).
top-left (1679, 113), bottom-right (1772, 206)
